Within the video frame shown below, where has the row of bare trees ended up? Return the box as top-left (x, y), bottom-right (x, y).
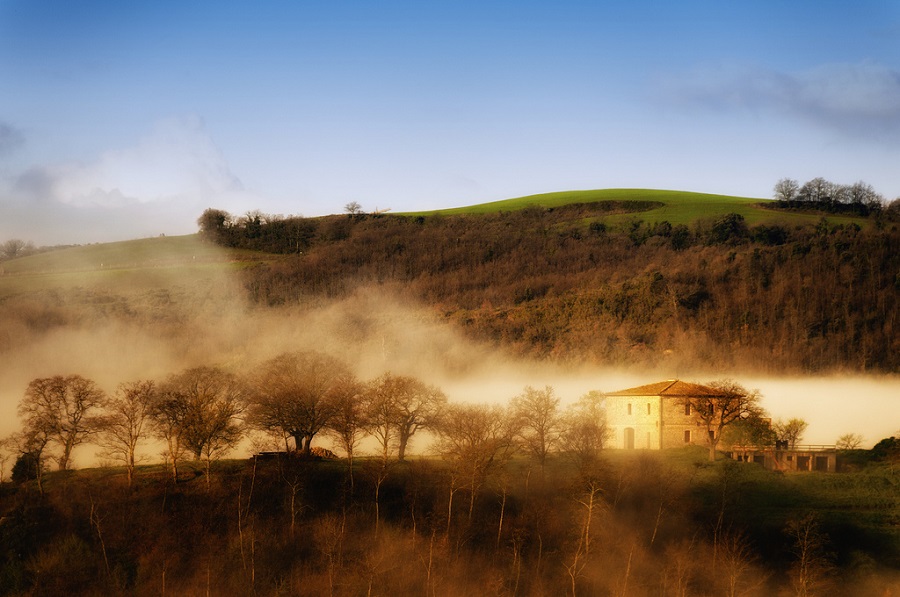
top-left (772, 177), bottom-right (900, 223)
top-left (3, 353), bottom-right (613, 491)
top-left (773, 177), bottom-right (888, 210)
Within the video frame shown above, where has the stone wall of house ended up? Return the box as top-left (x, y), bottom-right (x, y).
top-left (605, 395), bottom-right (662, 449)
top-left (660, 398), bottom-right (705, 449)
top-left (605, 394), bottom-right (711, 450)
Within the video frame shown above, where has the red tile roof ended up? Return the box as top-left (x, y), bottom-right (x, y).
top-left (605, 379), bottom-right (730, 397)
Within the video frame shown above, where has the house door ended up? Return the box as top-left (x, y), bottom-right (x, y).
top-left (624, 427), bottom-right (635, 450)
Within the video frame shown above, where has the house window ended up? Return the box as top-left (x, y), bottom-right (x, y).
top-left (647, 403), bottom-right (651, 415)
top-left (684, 403), bottom-right (691, 416)
top-left (684, 430), bottom-right (691, 443)
top-left (627, 403), bottom-right (632, 415)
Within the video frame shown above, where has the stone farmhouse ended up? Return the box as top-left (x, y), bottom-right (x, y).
top-left (604, 379), bottom-right (727, 450)
top-left (604, 379), bottom-right (839, 471)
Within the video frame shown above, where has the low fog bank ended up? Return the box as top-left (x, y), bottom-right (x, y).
top-left (1, 269), bottom-right (897, 463)
top-left (746, 376), bottom-right (899, 449)
top-left (440, 370), bottom-right (900, 449)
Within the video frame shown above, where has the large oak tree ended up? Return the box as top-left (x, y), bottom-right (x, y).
top-left (248, 351), bottom-right (353, 455)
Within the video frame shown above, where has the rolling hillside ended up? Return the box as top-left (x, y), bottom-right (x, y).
top-left (0, 187), bottom-right (874, 279)
top-left (0, 234), bottom-right (269, 299)
top-left (408, 188), bottom-right (873, 227)
top-left (207, 189), bottom-right (897, 373)
top-left (2, 188), bottom-right (896, 374)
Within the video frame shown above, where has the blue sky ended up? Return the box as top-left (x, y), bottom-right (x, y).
top-left (1, 0), bottom-right (899, 243)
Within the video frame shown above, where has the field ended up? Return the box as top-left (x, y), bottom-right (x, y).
top-left (0, 234), bottom-right (270, 299)
top-left (412, 188), bottom-right (872, 227)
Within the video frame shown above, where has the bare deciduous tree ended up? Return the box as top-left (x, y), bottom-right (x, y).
top-left (511, 385), bottom-right (561, 474)
top-left (433, 403), bottom-right (518, 527)
top-left (559, 390), bottom-right (609, 474)
top-left (1, 238), bottom-right (33, 259)
top-left (365, 373), bottom-right (446, 462)
top-left (344, 201), bottom-right (363, 216)
top-left (18, 375), bottom-right (107, 470)
top-left (366, 379), bottom-right (398, 465)
top-left (96, 380), bottom-right (156, 487)
top-left (786, 514), bottom-right (834, 597)
top-left (248, 351), bottom-right (350, 455)
top-left (150, 392), bottom-right (188, 482)
top-left (773, 418), bottom-right (808, 450)
top-left (835, 433), bottom-right (864, 450)
top-left (325, 375), bottom-right (367, 489)
top-left (799, 177), bottom-right (834, 203)
top-left (717, 530), bottom-right (765, 597)
top-left (155, 367), bottom-right (246, 485)
top-left (773, 178), bottom-right (799, 202)
top-left (681, 380), bottom-right (763, 461)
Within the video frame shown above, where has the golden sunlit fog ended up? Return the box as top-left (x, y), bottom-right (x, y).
top-left (2, 247), bottom-right (896, 465)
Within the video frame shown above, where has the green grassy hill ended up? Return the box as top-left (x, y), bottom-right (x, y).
top-left (410, 188), bottom-right (871, 227)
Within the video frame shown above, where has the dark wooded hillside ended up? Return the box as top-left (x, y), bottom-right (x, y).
top-left (201, 205), bottom-right (899, 373)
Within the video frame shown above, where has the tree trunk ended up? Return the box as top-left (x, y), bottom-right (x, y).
top-left (300, 435), bottom-right (313, 456)
top-left (497, 489), bottom-right (507, 551)
top-left (36, 460), bottom-right (44, 495)
top-left (128, 451), bottom-right (136, 488)
top-left (446, 484), bottom-right (456, 538)
top-left (347, 449), bottom-right (354, 492)
top-left (398, 426), bottom-right (411, 462)
top-left (58, 446), bottom-right (72, 470)
top-left (708, 434), bottom-right (719, 461)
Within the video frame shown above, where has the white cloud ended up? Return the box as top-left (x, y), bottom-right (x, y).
top-left (46, 115), bottom-right (243, 206)
top-left (792, 63), bottom-right (900, 122)
top-left (661, 61), bottom-right (900, 142)
top-left (1, 116), bottom-right (256, 244)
